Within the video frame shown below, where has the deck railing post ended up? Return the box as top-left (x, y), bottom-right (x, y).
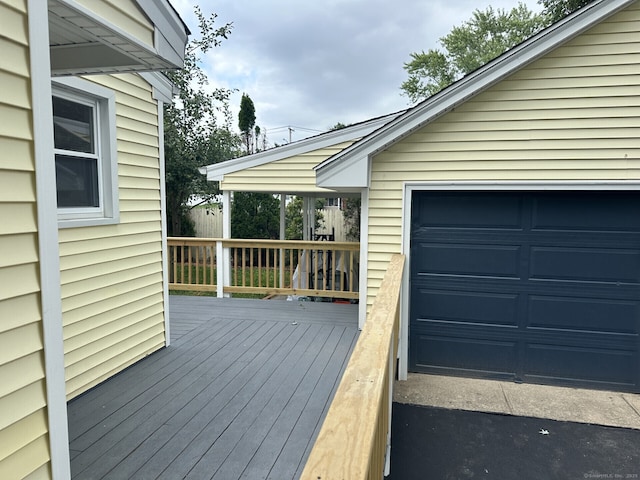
top-left (222, 244), bottom-right (231, 297)
top-left (279, 248), bottom-right (284, 289)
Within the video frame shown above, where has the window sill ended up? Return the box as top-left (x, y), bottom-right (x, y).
top-left (58, 214), bottom-right (120, 229)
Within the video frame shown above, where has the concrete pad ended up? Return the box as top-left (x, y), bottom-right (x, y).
top-left (394, 373), bottom-right (640, 430)
top-left (622, 393), bottom-right (640, 417)
top-left (502, 382), bottom-right (640, 430)
top-left (394, 373), bottom-right (511, 414)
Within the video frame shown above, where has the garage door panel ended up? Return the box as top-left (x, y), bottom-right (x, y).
top-left (532, 194), bottom-right (640, 232)
top-left (412, 288), bottom-right (519, 327)
top-left (524, 343), bottom-right (637, 386)
top-left (528, 295), bottom-right (639, 334)
top-left (410, 190), bottom-right (640, 392)
top-left (414, 193), bottom-right (524, 229)
top-left (530, 246), bottom-right (640, 283)
top-left (414, 243), bottom-right (521, 278)
top-left (413, 334), bottom-right (517, 376)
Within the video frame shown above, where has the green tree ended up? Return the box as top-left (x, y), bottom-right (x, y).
top-left (401, 3), bottom-right (546, 103)
top-left (164, 7), bottom-right (241, 236)
top-left (539, 0), bottom-right (594, 23)
top-left (342, 198), bottom-right (361, 242)
top-left (238, 93), bottom-right (256, 154)
top-left (285, 196), bottom-right (325, 240)
top-left (231, 192), bottom-right (280, 239)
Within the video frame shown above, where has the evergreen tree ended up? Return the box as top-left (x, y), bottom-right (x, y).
top-left (238, 93), bottom-right (256, 154)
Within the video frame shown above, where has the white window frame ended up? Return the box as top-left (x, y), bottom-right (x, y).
top-left (325, 197), bottom-right (341, 208)
top-left (52, 77), bottom-right (119, 228)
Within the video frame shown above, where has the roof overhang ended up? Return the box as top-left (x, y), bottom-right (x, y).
top-left (199, 111), bottom-right (404, 182)
top-left (315, 0), bottom-right (636, 189)
top-left (48, 0), bottom-right (189, 76)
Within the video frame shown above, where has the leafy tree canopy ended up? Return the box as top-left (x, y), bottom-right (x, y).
top-left (540, 0), bottom-right (594, 23)
top-left (401, 3), bottom-right (546, 103)
top-left (231, 192), bottom-right (280, 239)
top-left (164, 7), bottom-right (241, 236)
top-left (400, 0), bottom-right (595, 104)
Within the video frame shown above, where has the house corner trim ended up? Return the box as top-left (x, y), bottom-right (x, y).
top-left (28, 0), bottom-right (71, 478)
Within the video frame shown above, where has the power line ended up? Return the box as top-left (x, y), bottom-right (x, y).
top-left (268, 125), bottom-right (325, 134)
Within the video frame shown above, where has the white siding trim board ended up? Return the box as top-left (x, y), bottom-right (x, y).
top-left (28, 0), bottom-right (72, 477)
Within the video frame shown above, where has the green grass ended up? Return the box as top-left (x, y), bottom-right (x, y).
top-left (169, 290), bottom-right (265, 299)
top-left (169, 265), bottom-right (293, 299)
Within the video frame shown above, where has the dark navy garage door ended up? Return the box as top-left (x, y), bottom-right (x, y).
top-left (410, 191), bottom-right (640, 392)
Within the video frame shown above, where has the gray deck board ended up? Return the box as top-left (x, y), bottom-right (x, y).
top-left (68, 296), bottom-right (358, 480)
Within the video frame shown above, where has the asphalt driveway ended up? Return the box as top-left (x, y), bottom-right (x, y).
top-left (387, 403), bottom-right (640, 480)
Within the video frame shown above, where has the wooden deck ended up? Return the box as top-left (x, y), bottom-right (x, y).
top-left (67, 296), bottom-right (359, 479)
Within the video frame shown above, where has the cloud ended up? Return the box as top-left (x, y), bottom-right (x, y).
top-left (173, 0), bottom-right (540, 144)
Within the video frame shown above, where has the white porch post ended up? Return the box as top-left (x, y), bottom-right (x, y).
top-left (302, 196), bottom-right (310, 240)
top-left (219, 190), bottom-right (231, 297)
top-left (358, 188), bottom-right (369, 330)
top-left (280, 194), bottom-right (286, 240)
top-left (306, 195), bottom-right (316, 239)
top-left (279, 193), bottom-right (286, 288)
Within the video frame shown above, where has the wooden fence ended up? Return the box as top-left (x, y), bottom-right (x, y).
top-left (300, 253), bottom-right (405, 480)
top-left (168, 237), bottom-right (360, 299)
top-left (188, 207), bottom-right (349, 241)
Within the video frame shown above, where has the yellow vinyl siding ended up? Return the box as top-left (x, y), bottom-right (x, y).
top-left (221, 141), bottom-right (356, 193)
top-left (366, 3), bottom-right (640, 307)
top-left (74, 0), bottom-right (154, 48)
top-left (59, 73), bottom-right (166, 399)
top-left (0, 1), bottom-right (51, 478)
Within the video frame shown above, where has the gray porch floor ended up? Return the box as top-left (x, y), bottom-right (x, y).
top-left (67, 296), bottom-right (359, 479)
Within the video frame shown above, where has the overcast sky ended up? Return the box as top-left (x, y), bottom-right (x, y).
top-left (171, 0), bottom-right (541, 145)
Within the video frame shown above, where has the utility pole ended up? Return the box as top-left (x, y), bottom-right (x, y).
top-left (288, 126), bottom-right (294, 143)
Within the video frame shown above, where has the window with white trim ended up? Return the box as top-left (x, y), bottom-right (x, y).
top-left (52, 78), bottom-right (119, 227)
top-left (325, 197), bottom-right (342, 208)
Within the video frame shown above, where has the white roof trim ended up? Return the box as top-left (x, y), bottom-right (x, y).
top-left (316, 0), bottom-right (636, 187)
top-left (199, 111), bottom-right (404, 182)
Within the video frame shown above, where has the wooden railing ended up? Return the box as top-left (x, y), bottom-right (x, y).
top-left (300, 253), bottom-right (405, 480)
top-left (167, 237), bottom-right (360, 299)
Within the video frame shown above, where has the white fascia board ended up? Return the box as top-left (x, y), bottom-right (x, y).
top-left (199, 111), bottom-right (403, 182)
top-left (136, 0), bottom-right (189, 66)
top-left (315, 0), bottom-right (635, 184)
